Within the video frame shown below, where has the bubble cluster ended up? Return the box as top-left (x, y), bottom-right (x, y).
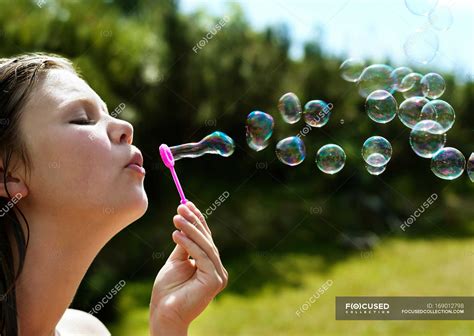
top-left (366, 163), bottom-right (387, 176)
top-left (316, 144), bottom-right (346, 174)
top-left (400, 72), bottom-right (423, 98)
top-left (278, 92), bottom-right (302, 124)
top-left (246, 111), bottom-right (274, 151)
top-left (420, 100), bottom-right (455, 132)
top-left (421, 72), bottom-right (445, 99)
top-left (431, 147), bottom-right (466, 180)
top-left (405, 0), bottom-right (438, 16)
top-left (398, 96), bottom-right (429, 129)
top-left (339, 58), bottom-right (365, 82)
top-left (362, 136), bottom-right (392, 167)
top-left (468, 153), bottom-right (474, 182)
top-left (275, 136), bottom-right (306, 166)
top-left (409, 120), bottom-right (446, 158)
top-left (303, 100), bottom-right (331, 127)
top-left (404, 29), bottom-right (439, 64)
top-left (391, 67), bottom-right (413, 91)
top-left (365, 90), bottom-right (398, 123)
top-left (357, 64), bottom-right (394, 98)
top-left (171, 131), bottom-right (235, 160)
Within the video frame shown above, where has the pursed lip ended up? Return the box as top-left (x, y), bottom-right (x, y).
top-left (126, 151), bottom-right (144, 168)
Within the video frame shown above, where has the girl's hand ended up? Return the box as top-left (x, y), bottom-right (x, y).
top-left (149, 201), bottom-right (228, 336)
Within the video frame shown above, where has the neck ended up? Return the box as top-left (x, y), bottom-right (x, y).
top-left (14, 208), bottom-right (111, 336)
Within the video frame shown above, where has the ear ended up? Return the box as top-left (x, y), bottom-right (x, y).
top-left (0, 167), bottom-right (29, 200)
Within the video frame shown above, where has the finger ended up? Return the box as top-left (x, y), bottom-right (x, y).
top-left (168, 241), bottom-right (189, 261)
top-left (177, 204), bottom-right (212, 242)
top-left (172, 230), bottom-right (219, 278)
top-left (185, 201), bottom-right (212, 237)
top-left (173, 215), bottom-right (226, 283)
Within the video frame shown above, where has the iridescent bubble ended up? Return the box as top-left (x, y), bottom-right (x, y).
top-left (421, 73), bottom-right (446, 99)
top-left (275, 136), bottom-right (306, 166)
top-left (357, 64), bottom-right (394, 98)
top-left (409, 120), bottom-right (446, 158)
top-left (398, 96), bottom-right (429, 129)
top-left (316, 144), bottom-right (346, 174)
top-left (303, 100), bottom-right (331, 127)
top-left (365, 90), bottom-right (398, 123)
top-left (366, 163), bottom-right (387, 176)
top-left (405, 0), bottom-right (438, 15)
top-left (362, 136), bottom-right (392, 167)
top-left (391, 66), bottom-right (413, 91)
top-left (404, 29), bottom-right (439, 64)
top-left (431, 147), bottom-right (466, 180)
top-left (246, 111), bottom-right (274, 151)
top-left (467, 153), bottom-right (474, 182)
top-left (339, 58), bottom-right (365, 82)
top-left (400, 73), bottom-right (423, 98)
top-left (170, 131), bottom-right (235, 160)
top-left (420, 100), bottom-right (455, 132)
top-left (429, 5), bottom-right (453, 31)
top-left (278, 92), bottom-right (302, 124)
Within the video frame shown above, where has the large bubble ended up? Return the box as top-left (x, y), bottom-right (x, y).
top-left (357, 64), bottom-right (394, 98)
top-left (246, 111), bottom-right (274, 151)
top-left (409, 120), bottom-right (446, 158)
top-left (362, 136), bottom-right (392, 167)
top-left (171, 131), bottom-right (235, 160)
top-left (429, 5), bottom-right (453, 31)
top-left (303, 100), bottom-right (331, 127)
top-left (365, 90), bottom-right (398, 123)
top-left (420, 99), bottom-right (455, 132)
top-left (316, 144), bottom-right (346, 174)
top-left (391, 66), bottom-right (413, 92)
top-left (275, 136), bottom-right (306, 166)
top-left (400, 73), bottom-right (424, 98)
top-left (421, 72), bottom-right (446, 99)
top-left (398, 96), bottom-right (430, 129)
top-left (339, 58), bottom-right (365, 82)
top-left (431, 147), bottom-right (466, 180)
top-left (278, 92), bottom-right (302, 124)
top-left (404, 29), bottom-right (439, 64)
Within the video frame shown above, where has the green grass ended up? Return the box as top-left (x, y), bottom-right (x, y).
top-left (108, 237), bottom-right (474, 335)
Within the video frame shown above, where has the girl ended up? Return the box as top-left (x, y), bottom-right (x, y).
top-left (0, 53), bottom-right (227, 335)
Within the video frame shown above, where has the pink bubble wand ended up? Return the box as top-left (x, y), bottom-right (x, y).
top-left (159, 144), bottom-right (187, 204)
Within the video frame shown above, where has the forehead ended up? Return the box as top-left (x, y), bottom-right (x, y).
top-left (27, 69), bottom-right (105, 114)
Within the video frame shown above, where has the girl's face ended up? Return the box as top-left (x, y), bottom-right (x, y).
top-left (18, 69), bottom-right (148, 230)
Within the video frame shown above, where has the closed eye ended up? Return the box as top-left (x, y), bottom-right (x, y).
top-left (70, 118), bottom-right (96, 125)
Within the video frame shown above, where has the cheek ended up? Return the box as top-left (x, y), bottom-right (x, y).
top-left (30, 127), bottom-right (116, 206)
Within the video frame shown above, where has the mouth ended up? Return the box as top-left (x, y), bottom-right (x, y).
top-left (126, 151), bottom-right (146, 175)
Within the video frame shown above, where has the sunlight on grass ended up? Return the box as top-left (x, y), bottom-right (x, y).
top-left (108, 237), bottom-right (474, 335)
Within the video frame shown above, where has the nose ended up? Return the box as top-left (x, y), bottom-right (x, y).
top-left (109, 117), bottom-right (134, 145)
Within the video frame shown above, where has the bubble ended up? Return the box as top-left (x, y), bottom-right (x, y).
top-left (420, 100), bottom-right (455, 132)
top-left (303, 100), bottom-right (331, 127)
top-left (405, 0), bottom-right (438, 15)
top-left (391, 66), bottom-right (413, 91)
top-left (278, 92), bottom-right (302, 124)
top-left (420, 72), bottom-right (446, 99)
top-left (365, 90), bottom-right (398, 123)
top-left (409, 120), bottom-right (446, 158)
top-left (246, 111), bottom-right (274, 151)
top-left (316, 144), bottom-right (346, 174)
top-left (170, 131), bottom-right (235, 160)
top-left (366, 163), bottom-right (387, 175)
top-left (357, 64), bottom-right (394, 98)
top-left (429, 5), bottom-right (453, 31)
top-left (362, 136), bottom-right (392, 167)
top-left (431, 147), bottom-right (466, 180)
top-left (468, 153), bottom-right (474, 182)
top-left (398, 96), bottom-right (429, 129)
top-left (404, 29), bottom-right (439, 64)
top-left (400, 73), bottom-right (424, 98)
top-left (339, 58), bottom-right (365, 82)
top-left (275, 136), bottom-right (306, 166)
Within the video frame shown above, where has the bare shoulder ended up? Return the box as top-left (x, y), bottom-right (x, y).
top-left (55, 308), bottom-right (111, 336)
